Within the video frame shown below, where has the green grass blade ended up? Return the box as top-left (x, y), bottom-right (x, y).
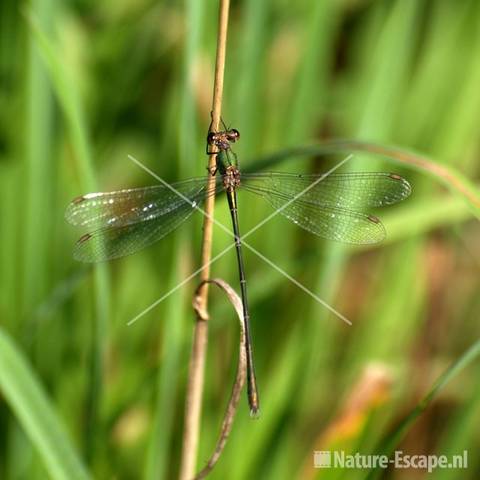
top-left (145, 0), bottom-right (203, 477)
top-left (0, 328), bottom-right (91, 480)
top-left (26, 9), bottom-right (110, 462)
top-left (364, 338), bottom-right (480, 480)
top-left (432, 374), bottom-right (480, 480)
top-left (23, 0), bottom-right (54, 315)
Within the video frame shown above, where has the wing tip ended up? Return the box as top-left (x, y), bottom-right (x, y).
top-left (389, 173), bottom-right (412, 199)
top-left (65, 195), bottom-right (87, 224)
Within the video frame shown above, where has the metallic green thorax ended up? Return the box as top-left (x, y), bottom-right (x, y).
top-left (216, 150), bottom-right (236, 175)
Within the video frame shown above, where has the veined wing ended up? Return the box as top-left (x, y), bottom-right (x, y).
top-left (66, 176), bottom-right (221, 229)
top-left (241, 172), bottom-right (411, 210)
top-left (241, 185), bottom-right (386, 244)
top-left (68, 177), bottom-right (221, 262)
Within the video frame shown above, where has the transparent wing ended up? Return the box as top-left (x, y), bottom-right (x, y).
top-left (68, 177), bottom-right (221, 262)
top-left (241, 172), bottom-right (411, 209)
top-left (241, 185), bottom-right (386, 244)
top-left (66, 176), bottom-right (221, 229)
top-left (73, 199), bottom-right (199, 262)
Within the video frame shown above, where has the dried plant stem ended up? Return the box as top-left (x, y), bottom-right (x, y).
top-left (192, 279), bottom-right (247, 480)
top-left (179, 1), bottom-right (231, 479)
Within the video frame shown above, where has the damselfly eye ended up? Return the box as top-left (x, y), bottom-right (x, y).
top-left (231, 129), bottom-right (240, 140)
top-left (207, 132), bottom-right (216, 145)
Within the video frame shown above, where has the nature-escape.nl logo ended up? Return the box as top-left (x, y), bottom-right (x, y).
top-left (313, 450), bottom-right (468, 473)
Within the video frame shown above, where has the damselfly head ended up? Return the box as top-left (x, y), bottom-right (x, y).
top-left (207, 131), bottom-right (216, 145)
top-left (227, 128), bottom-right (240, 142)
top-left (207, 128), bottom-right (240, 149)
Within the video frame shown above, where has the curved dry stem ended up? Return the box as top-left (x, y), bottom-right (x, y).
top-left (179, 1), bottom-right (231, 479)
top-left (192, 279), bottom-right (247, 480)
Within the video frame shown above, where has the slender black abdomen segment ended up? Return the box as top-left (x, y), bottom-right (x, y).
top-left (225, 187), bottom-right (260, 416)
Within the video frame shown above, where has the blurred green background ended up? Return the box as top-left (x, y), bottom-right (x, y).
top-left (1, 0), bottom-right (480, 479)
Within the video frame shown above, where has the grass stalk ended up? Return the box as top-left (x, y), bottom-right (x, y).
top-left (26, 10), bottom-right (111, 464)
top-left (178, 0), bottom-right (231, 478)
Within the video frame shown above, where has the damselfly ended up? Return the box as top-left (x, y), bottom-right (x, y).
top-left (66, 131), bottom-right (411, 414)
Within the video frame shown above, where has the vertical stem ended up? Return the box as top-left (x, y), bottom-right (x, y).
top-left (179, 1), bottom-right (231, 479)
